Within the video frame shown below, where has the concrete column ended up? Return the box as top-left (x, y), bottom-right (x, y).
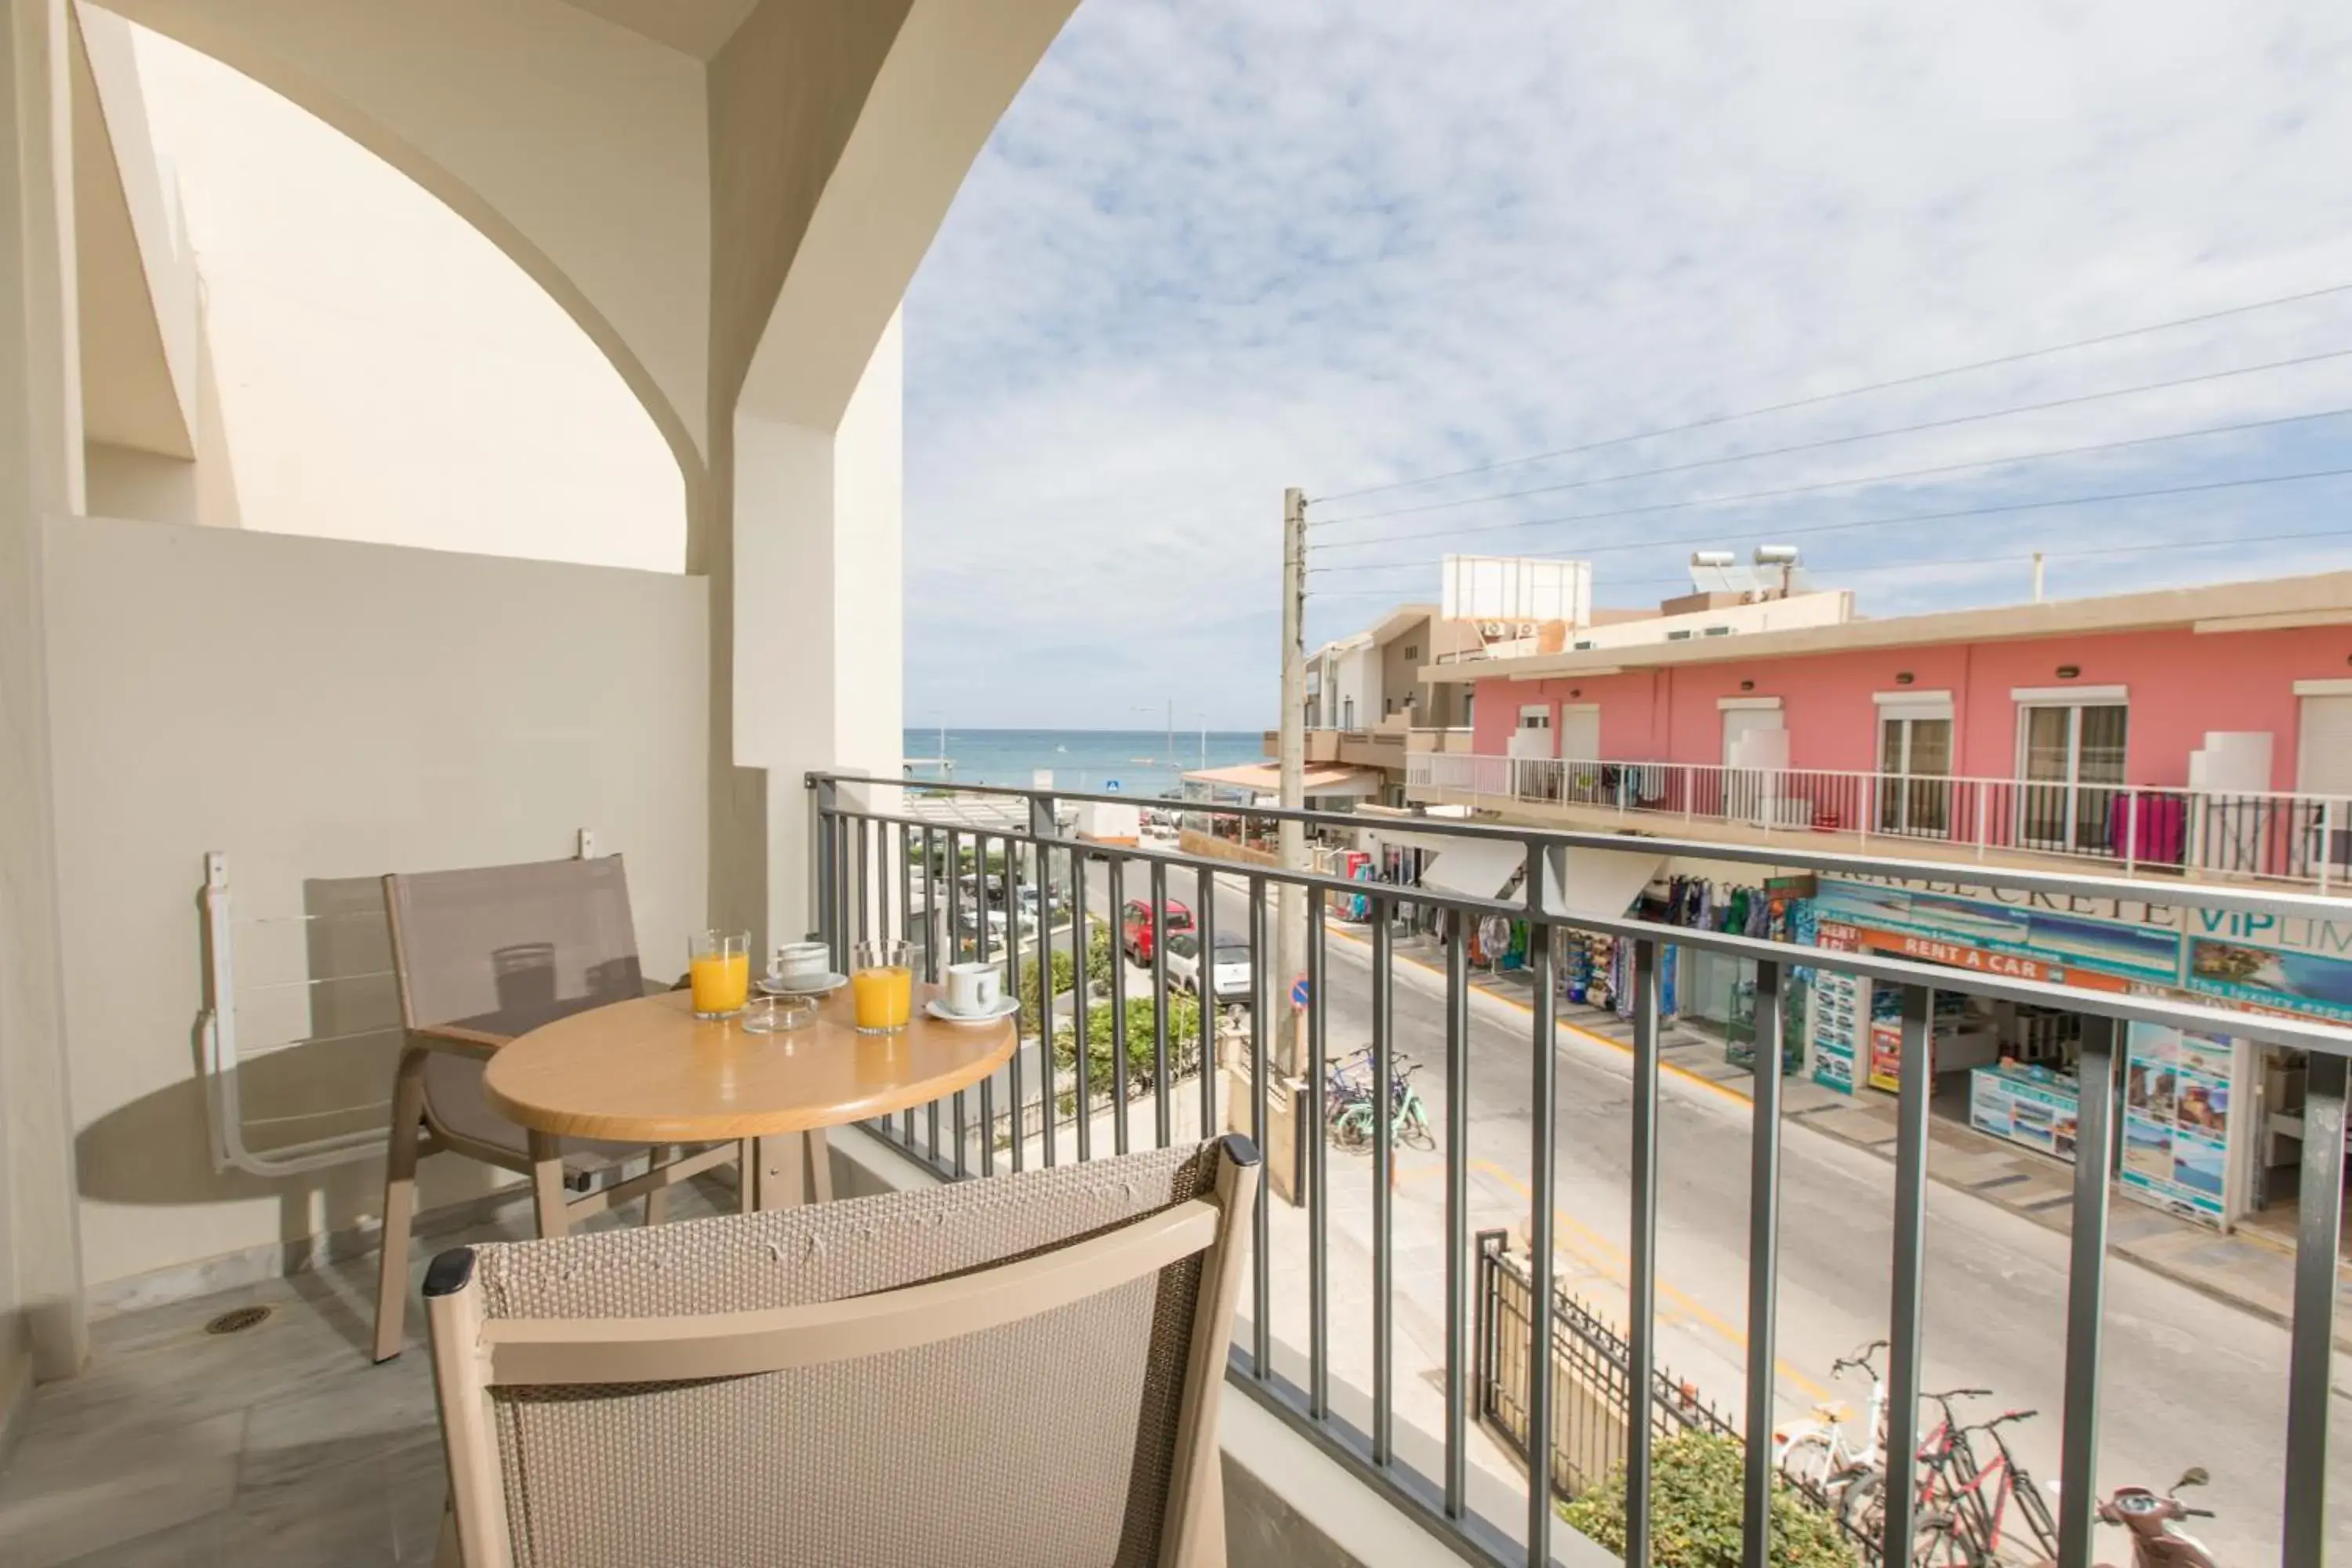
top-left (0, 0), bottom-right (90, 1383)
top-left (731, 310), bottom-right (906, 953)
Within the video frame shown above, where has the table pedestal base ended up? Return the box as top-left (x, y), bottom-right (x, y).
top-left (752, 1130), bottom-right (833, 1210)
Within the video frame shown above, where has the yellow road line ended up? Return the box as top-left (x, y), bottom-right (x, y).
top-left (1468, 1156), bottom-right (1831, 1403)
top-left (1319, 918), bottom-right (1835, 1400)
top-left (1325, 920), bottom-right (1754, 1109)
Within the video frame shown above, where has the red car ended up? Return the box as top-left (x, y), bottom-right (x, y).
top-left (1120, 897), bottom-right (1195, 965)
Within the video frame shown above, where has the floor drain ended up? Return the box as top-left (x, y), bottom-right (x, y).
top-left (204, 1305), bottom-right (271, 1335)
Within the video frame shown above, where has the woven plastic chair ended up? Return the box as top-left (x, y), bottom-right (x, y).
top-left (373, 857), bottom-right (747, 1363)
top-left (423, 1136), bottom-right (1260, 1568)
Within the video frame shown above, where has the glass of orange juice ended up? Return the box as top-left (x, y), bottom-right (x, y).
top-left (688, 929), bottom-right (751, 1019)
top-left (851, 939), bottom-right (914, 1034)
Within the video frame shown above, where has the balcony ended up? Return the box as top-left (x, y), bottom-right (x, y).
top-left (1408, 725), bottom-right (1477, 755)
top-left (1, 779), bottom-right (2346, 1566)
top-left (1276, 727), bottom-right (1409, 771)
top-left (1409, 752), bottom-right (2352, 890)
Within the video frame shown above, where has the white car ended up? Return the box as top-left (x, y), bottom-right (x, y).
top-left (1164, 932), bottom-right (1254, 1005)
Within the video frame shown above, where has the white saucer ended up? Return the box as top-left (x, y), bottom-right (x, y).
top-left (924, 997), bottom-right (1019, 1025)
top-left (760, 971), bottom-right (847, 996)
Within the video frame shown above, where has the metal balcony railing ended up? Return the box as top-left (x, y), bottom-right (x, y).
top-left (1408, 752), bottom-right (2352, 890)
top-left (808, 771), bottom-right (2348, 1568)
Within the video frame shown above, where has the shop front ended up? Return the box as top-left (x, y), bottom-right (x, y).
top-left (1803, 877), bottom-right (2294, 1234)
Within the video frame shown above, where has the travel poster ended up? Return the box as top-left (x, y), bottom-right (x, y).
top-left (2183, 935), bottom-right (2352, 1024)
top-left (1970, 1065), bottom-right (2080, 1161)
top-left (2119, 1022), bottom-right (2233, 1225)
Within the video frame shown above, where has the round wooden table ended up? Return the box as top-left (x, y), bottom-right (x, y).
top-left (482, 985), bottom-right (1015, 1210)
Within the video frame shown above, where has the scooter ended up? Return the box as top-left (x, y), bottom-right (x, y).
top-left (2096, 1468), bottom-right (2216, 1568)
top-left (2029, 1468), bottom-right (2216, 1567)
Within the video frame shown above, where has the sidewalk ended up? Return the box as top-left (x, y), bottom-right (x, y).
top-left (1345, 920), bottom-right (2352, 1351)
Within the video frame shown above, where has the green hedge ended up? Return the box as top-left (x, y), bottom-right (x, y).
top-left (1559, 1432), bottom-right (1850, 1568)
top-left (1052, 996), bottom-right (1203, 1101)
top-left (1015, 949), bottom-right (1068, 1033)
top-left (1015, 923), bottom-right (1118, 1034)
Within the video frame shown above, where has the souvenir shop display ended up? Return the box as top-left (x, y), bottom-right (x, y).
top-left (1724, 967), bottom-right (1804, 1075)
top-left (1563, 929), bottom-right (1613, 1007)
top-left (1645, 874), bottom-right (1803, 1040)
top-left (1865, 988), bottom-right (1981, 1091)
top-left (1555, 929), bottom-right (1677, 1018)
top-left (1335, 851), bottom-right (1373, 924)
top-left (1809, 967), bottom-right (1862, 1092)
top-left (1471, 915), bottom-right (1523, 972)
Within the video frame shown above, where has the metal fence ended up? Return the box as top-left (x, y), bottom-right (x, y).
top-left (1473, 1231), bottom-right (1883, 1564)
top-left (808, 771), bottom-right (2349, 1568)
top-left (1408, 752), bottom-right (2352, 889)
top-left (1474, 1230), bottom-right (1740, 1497)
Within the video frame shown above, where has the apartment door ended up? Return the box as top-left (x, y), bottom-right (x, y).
top-left (2018, 702), bottom-right (2128, 851)
top-left (1722, 706), bottom-right (1785, 824)
top-left (2298, 695), bottom-right (2352, 793)
top-left (1722, 706), bottom-right (1784, 763)
top-left (1558, 704), bottom-right (1599, 761)
top-left (2297, 694), bottom-right (2352, 869)
top-left (1512, 704), bottom-right (1555, 798)
top-left (1557, 703), bottom-right (1602, 803)
top-left (1878, 712), bottom-right (1953, 835)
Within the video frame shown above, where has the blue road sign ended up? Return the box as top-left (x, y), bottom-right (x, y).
top-left (1106, 779), bottom-right (1121, 791)
top-left (1290, 975), bottom-right (1311, 1010)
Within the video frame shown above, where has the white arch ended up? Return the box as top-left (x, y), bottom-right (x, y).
top-left (91, 0), bottom-right (712, 506)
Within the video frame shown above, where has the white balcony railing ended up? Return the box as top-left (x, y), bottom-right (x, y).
top-left (1406, 752), bottom-right (2352, 888)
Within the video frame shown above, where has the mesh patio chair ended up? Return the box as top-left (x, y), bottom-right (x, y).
top-left (423, 1135), bottom-right (1260, 1568)
top-left (373, 857), bottom-right (749, 1363)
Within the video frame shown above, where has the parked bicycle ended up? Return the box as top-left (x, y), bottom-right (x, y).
top-left (1327, 1049), bottom-right (1435, 1151)
top-left (1847, 1391), bottom-right (2060, 1566)
top-left (1773, 1338), bottom-right (1888, 1518)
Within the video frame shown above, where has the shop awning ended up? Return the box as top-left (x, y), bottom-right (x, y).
top-left (1417, 838), bottom-right (1526, 901)
top-left (1181, 762), bottom-right (1382, 798)
top-left (1547, 845), bottom-right (1665, 919)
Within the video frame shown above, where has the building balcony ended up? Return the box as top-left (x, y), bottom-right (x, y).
top-left (1408, 751), bottom-right (2352, 891)
top-left (1407, 726), bottom-right (1476, 755)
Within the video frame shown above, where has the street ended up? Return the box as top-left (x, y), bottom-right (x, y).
top-left (1065, 853), bottom-right (2346, 1560)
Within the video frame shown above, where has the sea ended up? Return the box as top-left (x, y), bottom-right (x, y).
top-left (900, 728), bottom-right (1265, 799)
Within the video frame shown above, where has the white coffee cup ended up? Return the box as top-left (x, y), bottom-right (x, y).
top-left (771, 941), bottom-right (830, 989)
top-left (944, 962), bottom-right (1002, 1017)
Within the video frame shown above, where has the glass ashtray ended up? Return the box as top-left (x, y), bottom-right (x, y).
top-left (739, 994), bottom-right (818, 1034)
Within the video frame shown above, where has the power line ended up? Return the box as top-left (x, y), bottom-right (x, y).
top-left (1306, 463), bottom-right (2352, 576)
top-left (1308, 278), bottom-right (2352, 508)
top-left (1312, 344), bottom-right (2352, 530)
top-left (1308, 405), bottom-right (2352, 557)
top-left (1304, 524), bottom-right (2352, 601)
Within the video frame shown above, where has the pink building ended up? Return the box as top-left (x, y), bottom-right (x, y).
top-left (1415, 569), bottom-right (2352, 886)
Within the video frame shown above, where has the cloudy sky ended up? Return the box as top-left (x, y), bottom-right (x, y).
top-left (903, 0), bottom-right (2352, 731)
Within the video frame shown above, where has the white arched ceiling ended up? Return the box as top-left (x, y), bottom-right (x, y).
top-left (72, 7), bottom-right (190, 458)
top-left (728, 0), bottom-right (1080, 434)
top-left (89, 0), bottom-right (1083, 506)
top-left (89, 0), bottom-right (713, 496)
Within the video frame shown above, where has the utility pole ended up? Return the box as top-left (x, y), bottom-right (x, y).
top-left (1276, 486), bottom-right (1308, 1076)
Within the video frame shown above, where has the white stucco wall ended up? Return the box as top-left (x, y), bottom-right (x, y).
top-left (83, 439), bottom-right (193, 524)
top-left (44, 514), bottom-right (709, 1294)
top-left (1327, 641), bottom-right (1381, 730)
top-left (117, 23), bottom-right (687, 571)
top-left (738, 310), bottom-right (906, 947)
